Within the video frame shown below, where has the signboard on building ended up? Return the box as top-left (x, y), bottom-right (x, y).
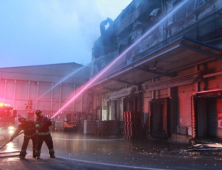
top-left (107, 86), bottom-right (136, 100)
top-left (142, 72), bottom-right (201, 91)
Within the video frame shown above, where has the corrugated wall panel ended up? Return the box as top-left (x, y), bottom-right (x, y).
top-left (38, 82), bottom-right (52, 100)
top-left (16, 81), bottom-right (28, 100)
top-left (178, 84), bottom-right (195, 127)
top-left (29, 82), bottom-right (37, 99)
top-left (0, 80), bottom-right (4, 97)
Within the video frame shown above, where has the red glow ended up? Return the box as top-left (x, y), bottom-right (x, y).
top-left (0, 102), bottom-right (11, 107)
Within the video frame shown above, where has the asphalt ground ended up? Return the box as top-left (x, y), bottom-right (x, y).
top-left (1, 133), bottom-right (222, 170)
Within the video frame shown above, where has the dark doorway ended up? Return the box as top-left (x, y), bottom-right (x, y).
top-left (195, 96), bottom-right (222, 139)
top-left (150, 98), bottom-right (170, 139)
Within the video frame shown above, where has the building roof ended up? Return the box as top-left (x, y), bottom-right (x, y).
top-left (0, 62), bottom-right (90, 85)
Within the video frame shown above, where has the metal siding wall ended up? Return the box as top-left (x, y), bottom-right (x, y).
top-left (158, 89), bottom-right (168, 99)
top-left (61, 85), bottom-right (73, 100)
top-left (38, 101), bottom-right (51, 110)
top-left (52, 85), bottom-right (60, 111)
top-left (38, 82), bottom-right (52, 100)
top-left (200, 60), bottom-right (222, 90)
top-left (29, 82), bottom-right (37, 100)
top-left (5, 80), bottom-right (14, 99)
top-left (0, 80), bottom-right (4, 97)
top-left (37, 82), bottom-right (52, 110)
top-left (61, 85), bottom-right (74, 111)
top-left (178, 84), bottom-right (195, 127)
top-left (15, 81), bottom-right (28, 109)
top-left (207, 75), bottom-right (222, 90)
top-left (177, 67), bottom-right (196, 128)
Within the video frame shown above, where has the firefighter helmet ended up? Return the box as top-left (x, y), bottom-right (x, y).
top-left (18, 116), bottom-right (26, 122)
top-left (35, 110), bottom-right (42, 116)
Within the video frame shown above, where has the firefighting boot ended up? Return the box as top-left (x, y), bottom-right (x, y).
top-left (49, 149), bottom-right (55, 158)
top-left (50, 154), bottom-right (55, 158)
top-left (19, 150), bottom-right (26, 159)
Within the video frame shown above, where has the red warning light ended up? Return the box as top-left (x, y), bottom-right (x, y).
top-left (0, 102), bottom-right (11, 107)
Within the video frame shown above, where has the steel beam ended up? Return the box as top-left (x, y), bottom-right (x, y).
top-left (110, 78), bottom-right (137, 85)
top-left (134, 67), bottom-right (169, 77)
top-left (179, 43), bottom-right (222, 60)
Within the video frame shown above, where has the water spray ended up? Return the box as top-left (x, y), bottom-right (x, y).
top-left (32, 64), bottom-right (90, 104)
top-left (33, 52), bottom-right (113, 104)
top-left (51, 0), bottom-right (188, 119)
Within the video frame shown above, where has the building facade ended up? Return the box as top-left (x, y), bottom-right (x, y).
top-left (88, 0), bottom-right (222, 142)
top-left (0, 62), bottom-right (90, 130)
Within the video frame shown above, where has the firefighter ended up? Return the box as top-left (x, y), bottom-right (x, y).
top-left (10, 116), bottom-right (36, 159)
top-left (35, 110), bottom-right (55, 159)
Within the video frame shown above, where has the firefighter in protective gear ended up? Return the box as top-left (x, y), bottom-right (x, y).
top-left (35, 110), bottom-right (55, 159)
top-left (10, 116), bottom-right (36, 159)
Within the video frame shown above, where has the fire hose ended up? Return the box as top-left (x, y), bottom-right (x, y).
top-left (0, 131), bottom-right (24, 150)
top-left (0, 118), bottom-right (50, 152)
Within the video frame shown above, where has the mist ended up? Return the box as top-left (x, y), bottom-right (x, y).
top-left (0, 0), bottom-right (132, 68)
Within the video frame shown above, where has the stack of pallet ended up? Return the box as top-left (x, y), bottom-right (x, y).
top-left (124, 112), bottom-right (141, 139)
top-left (84, 120), bottom-right (97, 135)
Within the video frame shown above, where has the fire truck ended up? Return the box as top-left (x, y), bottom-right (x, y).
top-left (0, 102), bottom-right (16, 140)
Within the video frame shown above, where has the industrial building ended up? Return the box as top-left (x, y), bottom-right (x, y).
top-left (0, 63), bottom-right (90, 131)
top-left (88, 0), bottom-right (222, 142)
top-left (1, 0), bottom-right (222, 142)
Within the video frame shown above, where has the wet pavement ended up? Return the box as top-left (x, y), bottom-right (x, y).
top-left (1, 132), bottom-right (222, 169)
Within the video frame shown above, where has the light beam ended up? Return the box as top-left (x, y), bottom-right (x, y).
top-left (51, 0), bottom-right (188, 118)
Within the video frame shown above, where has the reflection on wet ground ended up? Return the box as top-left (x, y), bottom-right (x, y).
top-left (1, 132), bottom-right (222, 169)
top-left (1, 132), bottom-right (187, 161)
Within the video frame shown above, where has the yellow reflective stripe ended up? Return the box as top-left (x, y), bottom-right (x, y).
top-left (37, 131), bottom-right (50, 135)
